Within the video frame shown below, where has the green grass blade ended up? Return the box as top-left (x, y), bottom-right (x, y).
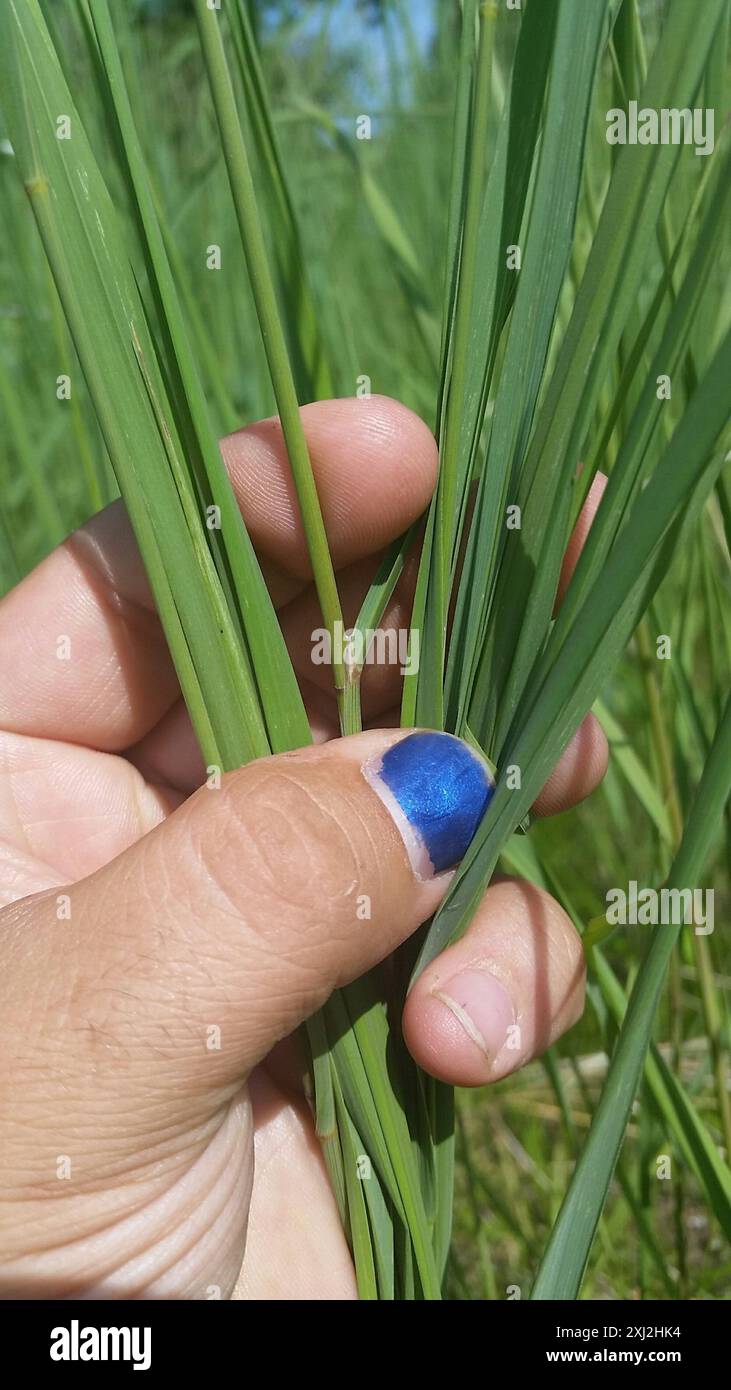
top-left (548, 143), bottom-right (731, 659)
top-left (593, 949), bottom-right (731, 1243)
top-left (406, 0), bottom-right (559, 729)
top-left (332, 1072), bottom-right (379, 1300)
top-left (194, 0), bottom-right (347, 717)
top-left (461, 0), bottom-right (607, 745)
top-left (0, 0), bottom-right (271, 768)
top-left (594, 699), bottom-right (673, 846)
top-left (486, 0), bottom-right (727, 756)
top-left (340, 976), bottom-right (441, 1299)
top-left (532, 692), bottom-right (731, 1298)
top-left (416, 328), bottom-right (731, 974)
top-left (226, 1), bottom-right (332, 401)
top-left (90, 0), bottom-right (310, 757)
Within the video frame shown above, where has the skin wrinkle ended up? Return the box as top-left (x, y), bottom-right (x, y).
top-left (142, 778), bottom-right (375, 1060)
top-left (129, 825), bottom-right (274, 1008)
top-left (3, 758), bottom-right (31, 854)
top-left (6, 532), bottom-right (138, 711)
top-left (508, 904), bottom-right (577, 992)
top-left (3, 1088), bottom-right (234, 1226)
top-left (68, 831), bottom-right (298, 1080)
top-left (5, 1088), bottom-right (211, 1161)
top-left (254, 779), bottom-right (362, 914)
top-left (180, 787), bottom-right (262, 921)
top-left (8, 554), bottom-right (158, 744)
top-left (2, 1098), bottom-right (252, 1296)
top-left (0, 843), bottom-right (65, 906)
top-left (51, 524), bottom-right (176, 749)
top-left (3, 891), bottom-right (76, 1049)
top-left (111, 905), bottom-right (260, 1056)
top-left (82, 1103), bottom-right (251, 1298)
top-left (248, 768), bottom-right (360, 885)
top-left (83, 649), bottom-right (129, 723)
top-left (0, 840), bottom-right (64, 898)
top-left (0, 732), bottom-right (172, 881)
top-left (191, 768), bottom-right (405, 1006)
top-left (4, 1133), bottom-right (203, 1217)
top-left (8, 740), bottom-right (419, 1127)
top-left (249, 1099), bottom-right (306, 1179)
top-left (272, 775), bottom-right (363, 899)
top-left (3, 1160), bottom-right (182, 1241)
top-left (118, 1141), bottom-right (248, 1297)
top-left (356, 795), bottom-right (391, 909)
top-left (190, 766), bottom-right (365, 929)
top-left (62, 905), bottom-right (190, 1074)
top-left (141, 1171), bottom-right (249, 1298)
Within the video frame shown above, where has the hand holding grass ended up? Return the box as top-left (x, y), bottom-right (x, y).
top-left (0, 395), bottom-right (607, 1299)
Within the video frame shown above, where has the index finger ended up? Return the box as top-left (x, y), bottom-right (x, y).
top-left (0, 397), bottom-right (437, 752)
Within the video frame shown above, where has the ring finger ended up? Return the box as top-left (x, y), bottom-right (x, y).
top-left (402, 876), bottom-right (586, 1086)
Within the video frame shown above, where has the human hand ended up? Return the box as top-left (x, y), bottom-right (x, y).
top-left (0, 397), bottom-right (607, 1299)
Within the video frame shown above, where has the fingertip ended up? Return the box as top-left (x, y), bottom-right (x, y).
top-left (357, 393), bottom-right (439, 506)
top-left (403, 878), bottom-right (586, 1087)
top-left (403, 973), bottom-right (516, 1086)
top-left (556, 470), bottom-right (608, 607)
top-left (220, 395), bottom-right (437, 579)
top-left (303, 394), bottom-right (438, 563)
top-left (532, 711), bottom-right (609, 817)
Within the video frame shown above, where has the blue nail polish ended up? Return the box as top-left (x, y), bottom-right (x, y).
top-left (363, 731), bottom-right (494, 878)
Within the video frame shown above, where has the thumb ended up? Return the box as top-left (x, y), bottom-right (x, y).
top-left (2, 729), bottom-right (492, 1138)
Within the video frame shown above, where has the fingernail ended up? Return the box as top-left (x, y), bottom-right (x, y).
top-left (362, 731), bottom-right (494, 880)
top-left (433, 969), bottom-right (515, 1061)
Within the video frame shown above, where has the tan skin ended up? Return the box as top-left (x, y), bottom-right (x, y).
top-left (0, 397), bottom-right (606, 1299)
